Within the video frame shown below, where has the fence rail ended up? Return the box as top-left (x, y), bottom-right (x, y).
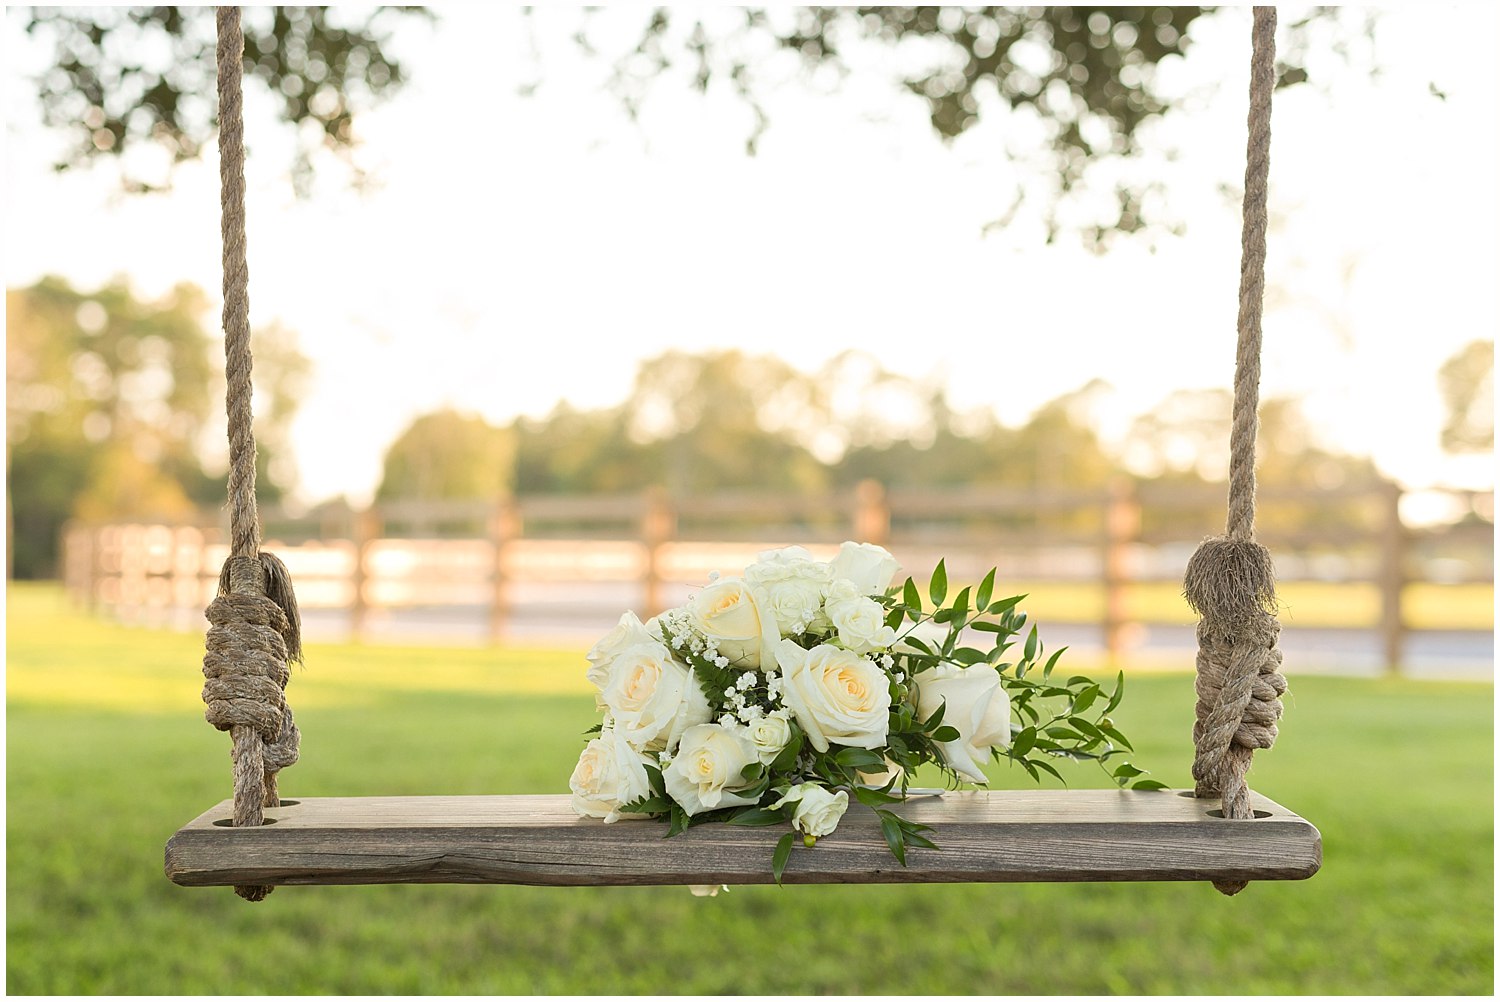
top-left (61, 481), bottom-right (1493, 673)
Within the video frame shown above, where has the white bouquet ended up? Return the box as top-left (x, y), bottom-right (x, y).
top-left (570, 541), bottom-right (1155, 881)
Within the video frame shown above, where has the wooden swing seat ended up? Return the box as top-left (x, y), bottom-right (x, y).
top-left (165, 788), bottom-right (1320, 888)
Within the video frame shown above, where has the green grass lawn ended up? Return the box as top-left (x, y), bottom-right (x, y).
top-left (6, 583), bottom-right (1494, 994)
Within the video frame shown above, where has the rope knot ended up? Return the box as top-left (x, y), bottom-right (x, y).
top-left (1185, 535), bottom-right (1287, 819)
top-left (202, 591), bottom-right (291, 739)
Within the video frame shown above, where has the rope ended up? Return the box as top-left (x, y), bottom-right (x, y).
top-left (204, 5), bottom-right (302, 903)
top-left (1182, 5), bottom-right (1287, 897)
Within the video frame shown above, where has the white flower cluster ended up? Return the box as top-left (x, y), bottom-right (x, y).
top-left (569, 539), bottom-right (1018, 875)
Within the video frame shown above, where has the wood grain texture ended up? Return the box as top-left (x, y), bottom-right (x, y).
top-left (164, 789), bottom-right (1321, 888)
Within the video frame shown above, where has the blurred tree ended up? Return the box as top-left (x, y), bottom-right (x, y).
top-left (552, 6), bottom-right (1370, 246)
top-left (375, 409), bottom-right (514, 501)
top-left (6, 276), bottom-right (306, 577)
top-left (1124, 388), bottom-right (1388, 537)
top-left (19, 5), bottom-right (430, 194)
top-left (512, 403), bottom-right (646, 494)
top-left (621, 350), bottom-right (830, 494)
top-left (1437, 340), bottom-right (1494, 453)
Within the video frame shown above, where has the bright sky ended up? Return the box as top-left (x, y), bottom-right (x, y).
top-left (4, 5), bottom-right (1496, 506)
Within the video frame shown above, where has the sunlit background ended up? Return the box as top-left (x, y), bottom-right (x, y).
top-left (5, 8), bottom-right (1495, 996)
top-left (5, 5), bottom-right (1494, 670)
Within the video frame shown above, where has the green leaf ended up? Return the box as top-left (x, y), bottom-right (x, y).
top-left (1023, 625), bottom-right (1039, 662)
top-left (884, 606), bottom-right (904, 630)
top-left (1069, 717), bottom-right (1109, 743)
top-left (1071, 684), bottom-right (1100, 715)
top-left (987, 595), bottom-right (1025, 615)
top-left (740, 761), bottom-right (766, 781)
top-left (929, 560), bottom-right (948, 606)
top-left (772, 831), bottom-right (795, 885)
top-left (903, 577), bottom-right (922, 617)
top-left (644, 764), bottom-right (667, 798)
top-left (975, 568), bottom-right (996, 612)
top-left (877, 811), bottom-right (908, 866)
top-left (582, 723), bottom-right (603, 735)
top-left (903, 830), bottom-right (939, 851)
top-left (953, 646), bottom-right (987, 665)
top-left (834, 747), bottom-right (885, 770)
top-left (1042, 647), bottom-right (1066, 679)
top-left (1031, 758), bottom-right (1067, 784)
top-left (1100, 724), bottom-right (1135, 752)
top-left (726, 807), bottom-right (788, 827)
top-left (970, 621), bottom-right (1007, 634)
top-left (1131, 779), bottom-right (1169, 791)
top-left (1104, 670), bottom-right (1125, 713)
top-left (770, 729), bottom-right (803, 772)
top-left (949, 585), bottom-right (971, 614)
top-left (1011, 726), bottom-right (1037, 757)
top-left (854, 783), bottom-right (904, 807)
top-left (920, 701), bottom-right (946, 732)
top-left (1112, 763), bottom-right (1146, 779)
top-left (931, 725), bottom-right (961, 743)
top-left (617, 796), bottom-right (672, 815)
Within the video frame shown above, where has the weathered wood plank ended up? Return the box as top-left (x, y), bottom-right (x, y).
top-left (165, 790), bottom-right (1320, 888)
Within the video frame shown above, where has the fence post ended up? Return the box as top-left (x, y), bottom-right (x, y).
top-left (350, 506), bottom-right (381, 642)
top-left (853, 480), bottom-right (890, 546)
top-left (1102, 478), bottom-right (1140, 664)
top-left (642, 487), bottom-right (676, 620)
top-left (1378, 481), bottom-right (1407, 676)
top-left (488, 494), bottom-right (521, 643)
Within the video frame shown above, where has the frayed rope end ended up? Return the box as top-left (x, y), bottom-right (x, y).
top-left (1183, 536), bottom-right (1278, 623)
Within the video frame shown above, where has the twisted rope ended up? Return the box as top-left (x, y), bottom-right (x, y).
top-left (1183, 5), bottom-right (1286, 897)
top-left (205, 6), bottom-right (302, 903)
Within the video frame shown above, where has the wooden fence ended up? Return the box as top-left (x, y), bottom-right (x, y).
top-left (60, 481), bottom-right (1493, 671)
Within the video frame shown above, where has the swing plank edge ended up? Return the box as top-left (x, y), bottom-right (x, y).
top-left (165, 789), bottom-right (1320, 888)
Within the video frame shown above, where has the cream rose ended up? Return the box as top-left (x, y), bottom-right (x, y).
top-left (744, 546), bottom-right (832, 636)
top-left (745, 709), bottom-right (793, 764)
top-left (824, 579), bottom-right (897, 654)
top-left (569, 729), bottom-right (653, 823)
top-left (599, 641), bottom-right (697, 751)
top-left (585, 611), bottom-right (658, 691)
top-left (687, 578), bottom-right (781, 671)
top-left (915, 664), bottom-right (1012, 784)
top-left (775, 640), bottom-right (891, 752)
top-left (829, 541), bottom-right (901, 595)
top-left (772, 782), bottom-right (850, 838)
top-left (664, 723), bottom-right (763, 815)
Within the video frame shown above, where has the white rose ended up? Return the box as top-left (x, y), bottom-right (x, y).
top-left (585, 611), bottom-right (658, 691)
top-left (569, 729), bottom-right (653, 823)
top-left (829, 541), bottom-right (901, 595)
top-left (688, 884), bottom-right (728, 897)
top-left (775, 640), bottom-right (891, 752)
top-left (915, 664), bottom-right (1012, 784)
top-left (856, 757), bottom-right (904, 788)
top-left (662, 671), bottom-right (714, 751)
top-left (825, 585), bottom-right (897, 655)
top-left (746, 710), bottom-right (793, 764)
top-left (744, 546), bottom-right (833, 636)
top-left (687, 578), bottom-right (781, 671)
top-left (773, 782), bottom-right (850, 838)
top-left (599, 641), bottom-right (696, 751)
top-left (664, 723), bottom-right (763, 815)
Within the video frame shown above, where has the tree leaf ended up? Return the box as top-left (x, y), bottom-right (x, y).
top-left (1131, 779), bottom-right (1169, 791)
